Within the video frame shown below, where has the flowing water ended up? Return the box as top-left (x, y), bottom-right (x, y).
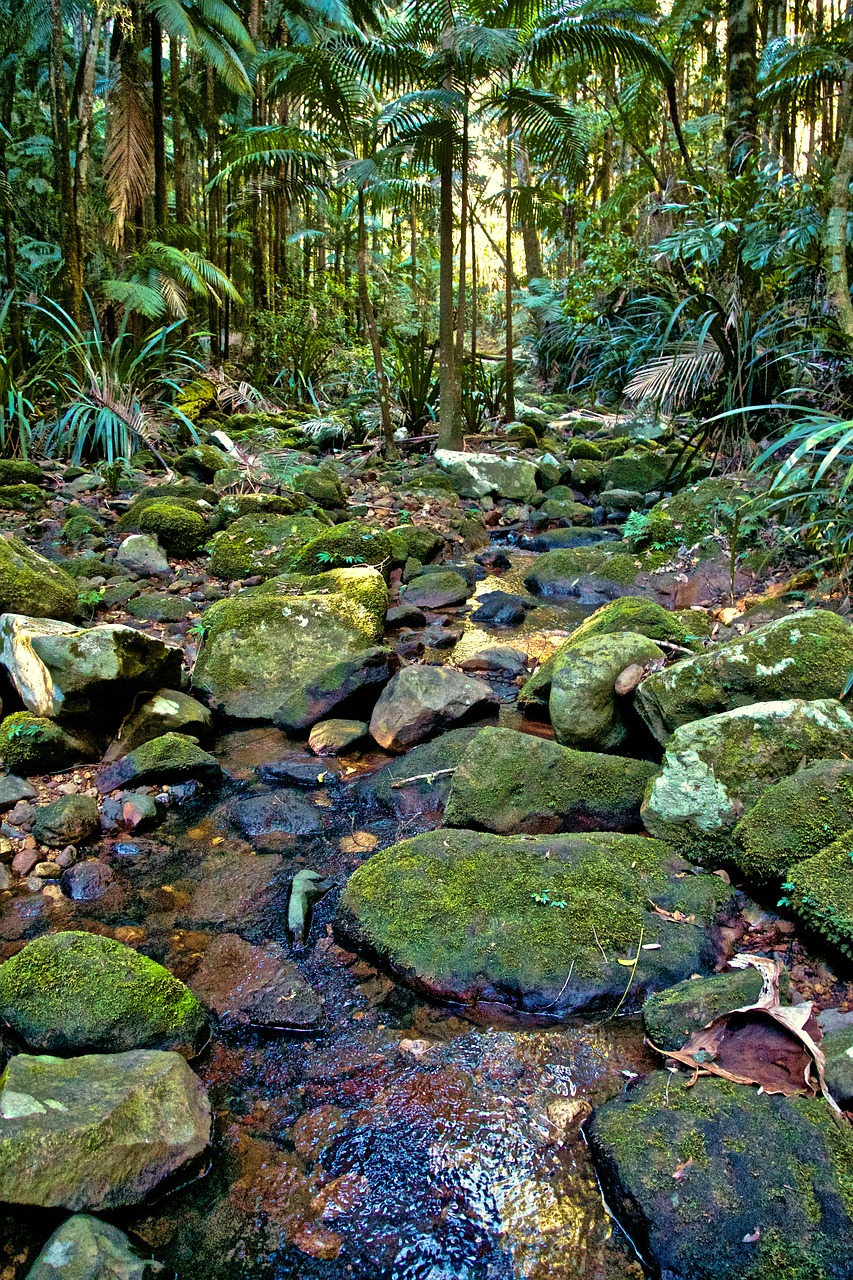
top-left (0, 550), bottom-right (654, 1280)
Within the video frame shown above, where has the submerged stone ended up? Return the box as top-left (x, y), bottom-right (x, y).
top-left (31, 793), bottom-right (100, 848)
top-left (336, 828), bottom-right (732, 1017)
top-left (586, 1072), bottom-right (853, 1280)
top-left (0, 1049), bottom-right (211, 1209)
top-left (0, 930), bottom-right (207, 1054)
top-left (444, 726), bottom-right (657, 834)
top-left (189, 933), bottom-right (323, 1031)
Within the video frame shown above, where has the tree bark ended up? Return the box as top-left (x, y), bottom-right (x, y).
top-left (824, 89), bottom-right (853, 345)
top-left (515, 146), bottom-right (543, 282)
top-left (725, 0), bottom-right (758, 172)
top-left (151, 15), bottom-right (167, 227)
top-left (358, 192), bottom-right (397, 458)
top-left (49, 0), bottom-right (83, 325)
top-left (170, 39), bottom-right (188, 224)
top-left (504, 104), bottom-right (515, 422)
top-left (437, 139), bottom-right (461, 449)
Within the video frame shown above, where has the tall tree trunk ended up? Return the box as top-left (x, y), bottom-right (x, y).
top-left (170, 39), bottom-right (188, 224)
top-left (725, 0), bottom-right (758, 172)
top-left (75, 7), bottom-right (102, 218)
top-left (454, 101), bottom-right (469, 415)
top-left (515, 146), bottom-right (543, 282)
top-left (470, 202), bottom-right (477, 372)
top-left (504, 105), bottom-right (515, 422)
top-left (205, 66), bottom-right (221, 359)
top-left (358, 192), bottom-right (397, 459)
top-left (151, 16), bottom-right (167, 226)
top-left (437, 140), bottom-right (461, 449)
top-left (409, 203), bottom-right (418, 309)
top-left (49, 0), bottom-right (83, 324)
top-left (824, 75), bottom-right (853, 344)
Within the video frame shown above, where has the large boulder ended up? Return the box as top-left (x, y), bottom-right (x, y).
top-left (0, 931), bottom-right (207, 1055)
top-left (636, 610), bottom-right (853, 743)
top-left (785, 830), bottom-right (853, 954)
top-left (336, 828), bottom-right (732, 1017)
top-left (522, 543), bottom-right (647, 602)
top-left (289, 521), bottom-right (397, 576)
top-left (24, 1214), bottom-right (164, 1280)
top-left (731, 759), bottom-right (853, 885)
top-left (97, 732), bottom-right (222, 794)
top-left (549, 631), bottom-right (664, 750)
top-left (641, 699), bottom-right (853, 861)
top-left (0, 712), bottom-right (99, 775)
top-left (434, 449), bottom-right (539, 502)
top-left (0, 615), bottom-right (182, 722)
top-left (355, 726), bottom-right (481, 821)
top-left (0, 1049), bottom-right (211, 1209)
top-left (403, 570), bottom-right (471, 609)
top-left (207, 513), bottom-right (328, 580)
top-left (369, 665), bottom-right (498, 751)
top-left (444, 726), bottom-right (657, 833)
top-left (104, 688), bottom-right (212, 761)
top-left (0, 534), bottom-right (78, 621)
top-left (586, 1073), bottom-right (853, 1280)
top-left (192, 587), bottom-right (394, 726)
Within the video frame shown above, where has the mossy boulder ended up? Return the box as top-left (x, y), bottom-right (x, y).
top-left (549, 631), bottom-right (664, 750)
top-left (642, 967), bottom-right (773, 1051)
top-left (289, 521), bottom-right (397, 577)
top-left (208, 512), bottom-right (328, 580)
top-left (174, 444), bottom-right (232, 481)
top-left (601, 451), bottom-right (676, 493)
top-left (336, 828), bottom-right (732, 1017)
top-left (32, 793), bottom-right (100, 848)
top-left (641, 699), bottom-right (853, 862)
top-left (0, 482), bottom-right (46, 510)
top-left (24, 1213), bottom-right (163, 1280)
top-left (586, 1072), bottom-right (853, 1280)
top-left (136, 502), bottom-right (207, 557)
top-left (635, 475), bottom-right (764, 559)
top-left (565, 459), bottom-right (606, 491)
top-left (732, 760), bottom-right (853, 885)
top-left (564, 439), bottom-right (603, 461)
top-left (444, 726), bottom-right (657, 834)
top-left (785, 829), bottom-right (853, 957)
top-left (291, 465), bottom-right (348, 509)
top-left (820, 1019), bottom-right (853, 1107)
top-left (210, 490), bottom-right (314, 531)
top-left (0, 534), bottom-right (78, 620)
top-left (538, 497), bottom-right (594, 524)
top-left (0, 1049), bottom-right (211, 1210)
top-left (104, 689), bottom-right (212, 761)
top-left (434, 449), bottom-right (539, 502)
top-left (403, 569), bottom-right (471, 609)
top-left (0, 459), bottom-right (43, 487)
top-left (356, 727), bottom-right (481, 822)
top-left (192, 591), bottom-right (393, 726)
top-left (125, 593), bottom-right (193, 623)
top-left (637, 610), bottom-right (853, 744)
top-left (0, 615), bottom-right (182, 721)
top-left (251, 565), bottom-right (388, 639)
top-left (0, 931), bottom-right (207, 1055)
top-left (0, 711), bottom-right (98, 775)
top-left (97, 732), bottom-right (222, 794)
top-left (388, 523), bottom-right (444, 564)
top-left (61, 511), bottom-right (104, 543)
top-left (522, 543), bottom-right (645, 602)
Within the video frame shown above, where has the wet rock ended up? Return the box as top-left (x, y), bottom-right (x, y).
top-left (208, 513), bottom-right (328, 580)
top-left (0, 534), bottom-right (78, 620)
top-left (785, 831), bottom-right (853, 956)
top-left (642, 967), bottom-right (773, 1051)
top-left (550, 631), bottom-right (664, 751)
top-left (445, 726), bottom-right (657, 834)
top-left (308, 718), bottom-right (369, 755)
top-left (178, 852), bottom-right (287, 935)
top-left (24, 1214), bottom-right (164, 1280)
top-left (0, 930), bottom-right (206, 1054)
top-left (0, 1049), bottom-right (211, 1209)
top-left (189, 933), bottom-right (323, 1030)
top-left (402, 571), bottom-right (471, 609)
top-left (192, 589), bottom-right (394, 727)
top-left (421, 624), bottom-right (462, 648)
top-left (637, 610), bottom-right (853, 743)
top-left (61, 859), bottom-right (115, 901)
top-left (474, 548), bottom-right (512, 570)
top-left (385, 604), bottom-right (427, 628)
top-left (586, 1072), bottom-right (853, 1280)
top-left (255, 759), bottom-right (337, 786)
top-left (641, 699), bottom-right (853, 861)
top-left (229, 790), bottom-right (323, 847)
top-left (537, 498), bottom-right (594, 524)
top-left (434, 450), bottom-right (539, 502)
top-left (0, 774), bottom-right (36, 810)
top-left (104, 689), bottom-right (212, 762)
top-left (819, 1014), bottom-right (853, 1106)
top-left (117, 793), bottom-right (159, 832)
top-left (523, 543), bottom-right (648, 601)
top-left (457, 645), bottom-right (527, 676)
top-left (356, 727), bottom-right (480, 821)
top-left (369, 665), bottom-right (498, 752)
top-left (0, 615), bottom-right (182, 722)
top-left (336, 828), bottom-right (732, 1017)
top-left (32, 793), bottom-right (99, 848)
top-left (98, 733), bottom-right (221, 795)
top-left (518, 528), bottom-right (618, 552)
top-left (470, 590), bottom-right (536, 627)
top-left (387, 524), bottom-right (444, 564)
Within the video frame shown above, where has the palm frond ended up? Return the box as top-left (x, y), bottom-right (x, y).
top-left (104, 64), bottom-right (153, 247)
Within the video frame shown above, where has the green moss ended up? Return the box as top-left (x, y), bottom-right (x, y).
top-left (787, 828), bottom-right (853, 956)
top-left (0, 534), bottom-right (78, 620)
top-left (602, 452), bottom-right (677, 493)
top-left (136, 501), bottom-right (207, 556)
top-left (564, 439), bottom-right (603, 460)
top-left (290, 520), bottom-right (396, 576)
top-left (0, 711), bottom-right (95, 774)
top-left (61, 512), bottom-right (104, 542)
top-left (569, 459), bottom-right (606, 491)
top-left (388, 523), bottom-right (445, 564)
top-left (174, 444), bottom-right (231, 480)
top-left (252, 565), bottom-right (388, 641)
top-left (291, 465), bottom-right (347, 509)
top-left (733, 762), bottom-right (853, 885)
top-left (569, 596), bottom-right (694, 648)
top-left (0, 482), bottom-right (46, 510)
top-left (643, 968), bottom-right (767, 1050)
top-left (505, 423), bottom-right (538, 449)
top-left (208, 512), bottom-right (328, 579)
top-left (0, 931), bottom-right (207, 1054)
top-left (211, 490), bottom-right (315, 530)
top-left (523, 542), bottom-right (643, 594)
top-left (0, 459), bottom-right (43, 487)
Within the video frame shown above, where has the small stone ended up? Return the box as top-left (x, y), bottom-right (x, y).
top-left (470, 590), bottom-right (536, 627)
top-left (0, 864), bottom-right (10, 891)
top-left (24, 1213), bottom-right (164, 1280)
top-left (116, 534), bottom-right (171, 577)
top-left (0, 774), bottom-right (37, 811)
top-left (308, 719), bottom-right (369, 756)
top-left (11, 848), bottom-right (38, 876)
top-left (33, 861), bottom-right (62, 877)
top-left (61, 859), bottom-right (115, 901)
top-left (32, 794), bottom-right (100, 849)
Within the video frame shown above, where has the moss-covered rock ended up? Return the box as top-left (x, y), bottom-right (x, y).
top-left (641, 699), bottom-right (853, 862)
top-left (403, 569), bottom-right (471, 609)
top-left (0, 482), bottom-right (46, 510)
top-left (174, 444), bottom-right (232, 481)
top-left (32, 793), bottom-right (100, 848)
top-left (104, 688), bottom-right (212, 761)
top-left (0, 534), bottom-right (78, 620)
top-left (538, 497), bottom-right (594, 524)
top-left (566, 459), bottom-right (606, 492)
top-left (0, 711), bottom-right (98, 774)
top-left (522, 542), bottom-right (645, 601)
top-left (637, 610), bottom-right (853, 743)
top-left (732, 760), bottom-right (853, 885)
top-left (125, 592), bottom-right (193, 622)
top-left (636, 475), bottom-right (764, 557)
top-left (336, 828), bottom-right (732, 1017)
top-left (444, 726), bottom-right (657, 833)
top-left (61, 511), bottom-right (105, 543)
top-left (601, 451), bottom-right (677, 493)
top-left (388, 523), bottom-right (445, 564)
top-left (136, 502), bottom-right (207, 557)
top-left (0, 459), bottom-right (43, 487)
top-left (291, 465), bottom-right (348, 509)
top-left (564, 439), bottom-right (603, 461)
top-left (642, 968), bottom-right (772, 1051)
top-left (0, 931), bottom-right (207, 1055)
top-left (289, 521), bottom-right (397, 576)
top-left (549, 631), bottom-right (664, 750)
top-left (192, 591), bottom-right (393, 726)
top-left (356, 727), bottom-right (481, 821)
top-left (24, 1213), bottom-right (162, 1280)
top-left (587, 1072), bottom-right (853, 1280)
top-left (210, 490), bottom-right (315, 531)
top-left (251, 565), bottom-right (388, 640)
top-left (207, 512), bottom-right (328, 580)
top-left (97, 732), bottom-right (222, 794)
top-left (786, 829), bottom-right (853, 957)
top-left (434, 450), bottom-right (539, 502)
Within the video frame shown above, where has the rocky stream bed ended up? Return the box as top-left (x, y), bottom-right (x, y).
top-left (2, 421), bottom-right (853, 1280)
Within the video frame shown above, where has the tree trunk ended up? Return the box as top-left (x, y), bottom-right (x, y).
top-left (437, 140), bottom-right (461, 449)
top-left (515, 146), bottom-right (543, 282)
top-left (205, 65), bottom-right (221, 358)
top-left (358, 192), bottom-right (397, 459)
top-left (725, 0), bottom-right (758, 172)
top-left (49, 0), bottom-right (83, 325)
top-left (824, 89), bottom-right (853, 345)
top-left (74, 7), bottom-right (102, 218)
top-left (504, 109), bottom-right (515, 422)
top-left (151, 16), bottom-right (167, 226)
top-left (170, 39), bottom-right (188, 224)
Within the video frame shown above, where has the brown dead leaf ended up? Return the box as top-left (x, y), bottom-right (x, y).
top-left (743, 1229), bottom-right (761, 1244)
top-left (340, 831), bottom-right (378, 854)
top-left (672, 1157), bottom-right (693, 1182)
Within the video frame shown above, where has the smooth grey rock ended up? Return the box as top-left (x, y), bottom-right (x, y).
top-left (435, 450), bottom-right (539, 502)
top-left (116, 534), bottom-right (171, 577)
top-left (369, 664), bottom-right (498, 752)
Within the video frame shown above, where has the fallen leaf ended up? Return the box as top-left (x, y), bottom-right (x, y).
top-left (743, 1229), bottom-right (761, 1244)
top-left (340, 831), bottom-right (378, 854)
top-left (672, 1157), bottom-right (693, 1182)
